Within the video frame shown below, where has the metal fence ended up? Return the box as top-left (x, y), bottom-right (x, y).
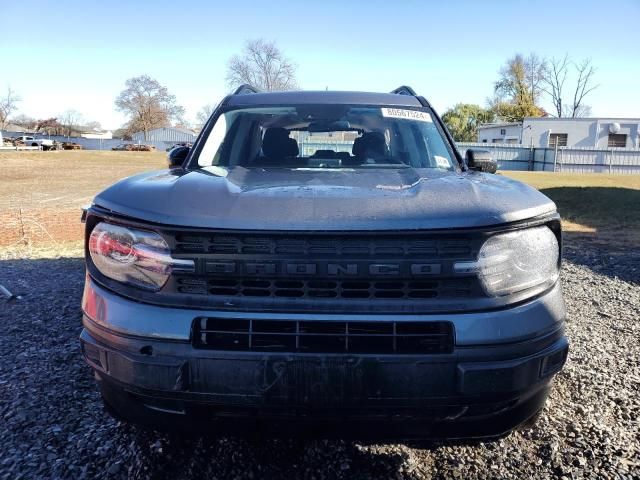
top-left (458, 143), bottom-right (640, 174)
top-left (1, 130), bottom-right (177, 152)
top-left (5, 128), bottom-right (640, 174)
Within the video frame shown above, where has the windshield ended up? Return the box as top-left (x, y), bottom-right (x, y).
top-left (193, 105), bottom-right (457, 170)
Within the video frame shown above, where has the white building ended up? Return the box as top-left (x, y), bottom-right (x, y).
top-left (477, 123), bottom-right (522, 144)
top-left (521, 117), bottom-right (640, 149)
top-left (478, 118), bottom-right (640, 149)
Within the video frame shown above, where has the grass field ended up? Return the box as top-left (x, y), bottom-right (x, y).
top-left (502, 171), bottom-right (640, 247)
top-left (0, 150), bottom-right (165, 210)
top-left (0, 151), bottom-right (638, 257)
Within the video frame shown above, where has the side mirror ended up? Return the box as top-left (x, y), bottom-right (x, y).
top-left (167, 146), bottom-right (190, 168)
top-left (465, 149), bottom-right (497, 174)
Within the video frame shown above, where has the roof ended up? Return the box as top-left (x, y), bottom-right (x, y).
top-left (477, 122), bottom-right (522, 130)
top-left (523, 117), bottom-right (640, 122)
top-left (131, 126), bottom-right (198, 142)
top-left (140, 127), bottom-right (196, 134)
top-left (225, 90), bottom-right (423, 107)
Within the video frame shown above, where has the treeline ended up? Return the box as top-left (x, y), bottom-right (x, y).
top-left (2, 46), bottom-right (598, 145)
top-left (1, 39), bottom-right (299, 140)
top-left (442, 53), bottom-right (598, 142)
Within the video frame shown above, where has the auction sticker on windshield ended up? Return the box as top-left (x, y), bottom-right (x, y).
top-left (381, 108), bottom-right (432, 122)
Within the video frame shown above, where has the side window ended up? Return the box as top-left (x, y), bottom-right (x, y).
top-left (198, 114), bottom-right (227, 167)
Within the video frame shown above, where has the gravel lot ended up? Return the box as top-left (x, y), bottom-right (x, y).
top-left (1, 244), bottom-right (638, 479)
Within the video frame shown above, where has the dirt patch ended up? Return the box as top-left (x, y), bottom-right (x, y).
top-left (0, 150), bottom-right (164, 211)
top-left (0, 151), bottom-right (164, 251)
top-left (2, 156), bottom-right (639, 253)
top-left (0, 208), bottom-right (83, 246)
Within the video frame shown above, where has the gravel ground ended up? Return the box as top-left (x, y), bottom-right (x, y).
top-left (0, 246), bottom-right (638, 480)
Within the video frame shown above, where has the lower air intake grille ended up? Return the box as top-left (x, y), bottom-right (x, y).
top-left (193, 318), bottom-right (454, 354)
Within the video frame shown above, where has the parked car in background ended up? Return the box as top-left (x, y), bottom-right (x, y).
top-left (112, 144), bottom-right (156, 152)
top-left (62, 142), bottom-right (82, 150)
top-left (166, 142), bottom-right (193, 152)
top-left (13, 135), bottom-right (55, 150)
top-left (134, 144), bottom-right (156, 152)
top-left (112, 144), bottom-right (134, 151)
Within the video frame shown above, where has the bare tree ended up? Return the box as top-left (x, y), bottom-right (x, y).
top-left (115, 75), bottom-right (185, 141)
top-left (541, 55), bottom-right (570, 118)
top-left (571, 103), bottom-right (592, 118)
top-left (524, 53), bottom-right (547, 104)
top-left (542, 56), bottom-right (598, 118)
top-left (11, 114), bottom-right (36, 131)
top-left (0, 87), bottom-right (21, 130)
top-left (34, 118), bottom-right (63, 136)
top-left (196, 104), bottom-right (215, 128)
top-left (60, 109), bottom-right (83, 137)
top-left (570, 58), bottom-right (598, 118)
top-left (85, 120), bottom-right (102, 132)
top-left (8, 114), bottom-right (63, 135)
top-left (226, 39), bottom-right (298, 91)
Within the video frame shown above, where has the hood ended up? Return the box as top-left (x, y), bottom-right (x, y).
top-left (93, 167), bottom-right (556, 231)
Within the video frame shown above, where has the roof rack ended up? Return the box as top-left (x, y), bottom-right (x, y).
top-left (232, 84), bottom-right (261, 95)
top-left (390, 85), bottom-right (417, 96)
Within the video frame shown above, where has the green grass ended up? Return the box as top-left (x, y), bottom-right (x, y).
top-left (502, 172), bottom-right (640, 248)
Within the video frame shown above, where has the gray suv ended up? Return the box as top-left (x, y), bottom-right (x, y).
top-left (80, 86), bottom-right (568, 440)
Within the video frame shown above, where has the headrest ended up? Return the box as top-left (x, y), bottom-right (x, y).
top-left (287, 138), bottom-right (299, 157)
top-left (352, 132), bottom-right (387, 158)
top-left (262, 128), bottom-right (298, 159)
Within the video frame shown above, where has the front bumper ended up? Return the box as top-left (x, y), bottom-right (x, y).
top-left (80, 277), bottom-right (568, 439)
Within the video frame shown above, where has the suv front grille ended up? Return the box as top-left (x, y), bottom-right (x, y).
top-left (193, 318), bottom-right (454, 354)
top-left (160, 230), bottom-right (485, 312)
top-left (174, 235), bottom-right (473, 257)
top-left (176, 277), bottom-right (472, 300)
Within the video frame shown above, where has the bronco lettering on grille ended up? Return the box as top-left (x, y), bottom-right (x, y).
top-left (204, 261), bottom-right (443, 277)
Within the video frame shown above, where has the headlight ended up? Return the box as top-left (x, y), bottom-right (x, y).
top-left (88, 222), bottom-right (194, 291)
top-left (454, 226), bottom-right (559, 297)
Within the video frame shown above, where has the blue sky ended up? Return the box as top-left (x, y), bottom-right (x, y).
top-left (2, 0), bottom-right (639, 129)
